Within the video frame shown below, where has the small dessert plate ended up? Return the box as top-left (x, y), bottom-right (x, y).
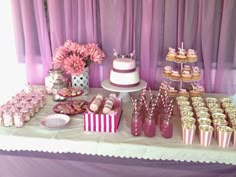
top-left (40, 114), bottom-right (70, 129)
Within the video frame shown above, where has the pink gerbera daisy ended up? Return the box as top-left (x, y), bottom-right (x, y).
top-left (63, 55), bottom-right (85, 75)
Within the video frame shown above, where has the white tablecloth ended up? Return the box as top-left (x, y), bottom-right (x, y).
top-left (0, 88), bottom-right (235, 165)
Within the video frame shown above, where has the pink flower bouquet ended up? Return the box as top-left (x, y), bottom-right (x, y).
top-left (53, 40), bottom-right (105, 75)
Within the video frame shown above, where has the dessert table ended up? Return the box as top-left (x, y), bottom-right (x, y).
top-left (0, 87), bottom-right (235, 177)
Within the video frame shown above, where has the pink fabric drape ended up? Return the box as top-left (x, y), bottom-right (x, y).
top-left (11, 0), bottom-right (236, 93)
top-left (47, 0), bottom-right (101, 86)
top-left (11, 0), bottom-right (52, 84)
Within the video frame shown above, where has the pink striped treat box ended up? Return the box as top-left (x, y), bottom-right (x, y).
top-left (84, 98), bottom-right (123, 133)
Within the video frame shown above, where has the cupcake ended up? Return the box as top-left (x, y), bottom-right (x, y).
top-left (163, 66), bottom-right (173, 77)
top-left (170, 70), bottom-right (181, 80)
top-left (166, 47), bottom-right (177, 61)
top-left (192, 67), bottom-right (201, 80)
top-left (182, 65), bottom-right (192, 72)
top-left (178, 89), bottom-right (189, 97)
top-left (187, 49), bottom-right (197, 62)
top-left (189, 89), bottom-right (201, 97)
top-left (167, 86), bottom-right (178, 97)
top-left (175, 48), bottom-right (187, 63)
top-left (181, 70), bottom-right (192, 81)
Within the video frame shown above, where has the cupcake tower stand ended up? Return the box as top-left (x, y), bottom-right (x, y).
top-left (163, 42), bottom-right (200, 92)
top-left (101, 80), bottom-right (147, 102)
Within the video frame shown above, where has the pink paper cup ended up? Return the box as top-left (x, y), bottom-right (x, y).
top-left (182, 124), bottom-right (196, 145)
top-left (217, 126), bottom-right (232, 148)
top-left (213, 119), bottom-right (228, 140)
top-left (199, 125), bottom-right (214, 147)
top-left (233, 127), bottom-right (236, 147)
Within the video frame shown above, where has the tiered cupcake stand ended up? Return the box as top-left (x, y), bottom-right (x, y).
top-left (163, 43), bottom-right (200, 94)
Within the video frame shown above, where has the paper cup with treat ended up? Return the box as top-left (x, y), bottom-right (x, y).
top-left (182, 123), bottom-right (196, 145)
top-left (217, 126), bottom-right (232, 148)
top-left (180, 111), bottom-right (194, 118)
top-left (205, 97), bottom-right (218, 104)
top-left (181, 116), bottom-right (196, 125)
top-left (191, 96), bottom-right (204, 102)
top-left (213, 118), bottom-right (228, 140)
top-left (196, 111), bottom-right (210, 120)
top-left (198, 117), bottom-right (212, 126)
top-left (232, 127), bottom-right (236, 148)
top-left (211, 112), bottom-right (226, 120)
top-left (199, 125), bottom-right (214, 147)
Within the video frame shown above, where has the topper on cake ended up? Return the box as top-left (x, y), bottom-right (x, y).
top-left (101, 49), bottom-right (147, 102)
top-left (113, 49), bottom-right (135, 59)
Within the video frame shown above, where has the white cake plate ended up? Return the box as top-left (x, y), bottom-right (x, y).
top-left (101, 80), bottom-right (147, 102)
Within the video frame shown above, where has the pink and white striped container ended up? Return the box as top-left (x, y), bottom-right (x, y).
top-left (84, 98), bottom-right (123, 133)
top-left (199, 125), bottom-right (213, 147)
top-left (182, 124), bottom-right (196, 145)
top-left (217, 126), bottom-right (232, 148)
top-left (232, 127), bottom-right (236, 147)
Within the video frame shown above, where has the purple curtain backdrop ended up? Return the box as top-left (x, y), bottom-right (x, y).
top-left (11, 0), bottom-right (236, 93)
top-left (11, 0), bottom-right (52, 84)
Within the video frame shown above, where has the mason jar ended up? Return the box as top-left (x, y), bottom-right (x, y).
top-left (45, 68), bottom-right (67, 95)
top-left (52, 79), bottom-right (67, 101)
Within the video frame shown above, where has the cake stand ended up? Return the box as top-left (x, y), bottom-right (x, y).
top-left (101, 80), bottom-right (147, 102)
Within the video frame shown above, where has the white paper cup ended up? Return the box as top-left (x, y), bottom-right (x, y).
top-left (217, 126), bottom-right (232, 148)
top-left (182, 124), bottom-right (196, 145)
top-left (199, 125), bottom-right (214, 147)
